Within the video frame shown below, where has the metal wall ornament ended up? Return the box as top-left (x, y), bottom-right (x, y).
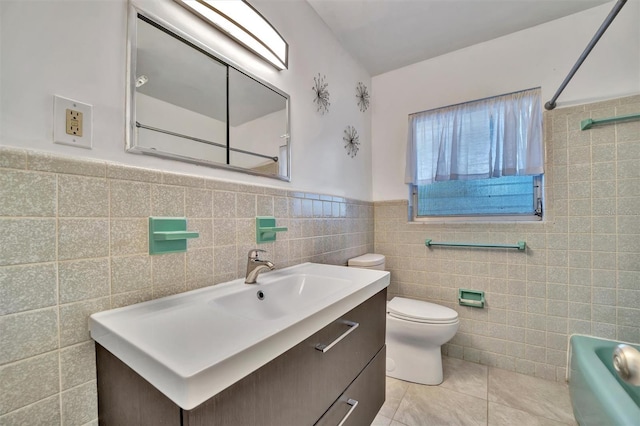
top-left (356, 81), bottom-right (369, 112)
top-left (312, 73), bottom-right (330, 115)
top-left (343, 125), bottom-right (360, 158)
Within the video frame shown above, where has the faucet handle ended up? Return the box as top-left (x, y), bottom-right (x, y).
top-left (247, 249), bottom-right (267, 260)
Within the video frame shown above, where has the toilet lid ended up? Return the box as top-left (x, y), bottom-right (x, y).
top-left (348, 253), bottom-right (385, 267)
top-left (387, 297), bottom-right (459, 324)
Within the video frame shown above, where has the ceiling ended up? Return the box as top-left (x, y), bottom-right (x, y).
top-left (307, 0), bottom-right (612, 76)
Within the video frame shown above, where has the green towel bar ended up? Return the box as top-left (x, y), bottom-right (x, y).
top-left (425, 239), bottom-right (526, 251)
top-left (581, 113), bottom-right (640, 130)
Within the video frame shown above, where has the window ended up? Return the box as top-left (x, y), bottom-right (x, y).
top-left (405, 88), bottom-right (544, 221)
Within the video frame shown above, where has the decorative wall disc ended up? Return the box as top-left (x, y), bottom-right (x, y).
top-left (343, 125), bottom-right (360, 158)
top-left (312, 73), bottom-right (330, 115)
top-left (356, 81), bottom-right (369, 112)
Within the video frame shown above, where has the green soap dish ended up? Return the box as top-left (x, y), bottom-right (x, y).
top-left (458, 289), bottom-right (485, 308)
top-left (149, 217), bottom-right (199, 255)
top-left (256, 216), bottom-right (288, 244)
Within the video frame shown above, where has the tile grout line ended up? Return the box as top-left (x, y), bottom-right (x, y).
top-left (55, 172), bottom-right (64, 422)
top-left (485, 364), bottom-right (490, 425)
top-left (613, 119), bottom-right (619, 342)
top-left (394, 383), bottom-right (410, 422)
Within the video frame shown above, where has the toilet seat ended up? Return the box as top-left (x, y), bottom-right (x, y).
top-left (387, 297), bottom-right (459, 324)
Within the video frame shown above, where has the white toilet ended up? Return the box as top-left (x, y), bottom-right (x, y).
top-left (386, 297), bottom-right (459, 385)
top-left (348, 253), bottom-right (460, 385)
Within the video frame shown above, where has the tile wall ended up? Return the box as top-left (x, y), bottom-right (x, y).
top-left (0, 147), bottom-right (374, 424)
top-left (374, 95), bottom-right (640, 382)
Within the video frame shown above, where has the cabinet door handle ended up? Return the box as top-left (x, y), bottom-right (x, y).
top-left (315, 320), bottom-right (359, 353)
top-left (337, 398), bottom-right (359, 426)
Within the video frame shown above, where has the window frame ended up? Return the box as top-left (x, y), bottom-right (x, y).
top-left (409, 174), bottom-right (544, 223)
top-left (407, 88), bottom-right (545, 223)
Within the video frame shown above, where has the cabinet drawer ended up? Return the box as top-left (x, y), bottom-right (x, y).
top-left (303, 287), bottom-right (386, 416)
top-left (316, 346), bottom-right (386, 426)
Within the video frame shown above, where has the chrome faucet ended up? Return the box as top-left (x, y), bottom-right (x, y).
top-left (245, 249), bottom-right (275, 284)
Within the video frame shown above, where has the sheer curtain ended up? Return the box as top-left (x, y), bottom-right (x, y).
top-left (405, 88), bottom-right (543, 185)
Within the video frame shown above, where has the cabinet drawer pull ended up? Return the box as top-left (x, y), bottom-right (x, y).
top-left (337, 398), bottom-right (359, 426)
top-left (315, 320), bottom-right (359, 353)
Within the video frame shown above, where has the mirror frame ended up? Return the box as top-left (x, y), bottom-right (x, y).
top-left (125, 4), bottom-right (291, 182)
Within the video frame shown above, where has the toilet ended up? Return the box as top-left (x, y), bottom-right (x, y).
top-left (347, 253), bottom-right (386, 270)
top-left (386, 297), bottom-right (459, 385)
top-left (348, 253), bottom-right (460, 385)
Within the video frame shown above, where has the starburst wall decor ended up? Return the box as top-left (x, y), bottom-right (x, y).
top-left (343, 125), bottom-right (360, 158)
top-left (312, 73), bottom-right (330, 115)
top-left (356, 81), bottom-right (369, 112)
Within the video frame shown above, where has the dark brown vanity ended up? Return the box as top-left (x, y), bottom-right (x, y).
top-left (96, 288), bottom-right (386, 425)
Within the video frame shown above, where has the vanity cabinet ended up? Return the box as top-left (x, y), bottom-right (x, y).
top-left (96, 288), bottom-right (386, 425)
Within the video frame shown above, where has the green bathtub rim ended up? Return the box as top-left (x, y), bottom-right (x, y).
top-left (569, 335), bottom-right (640, 426)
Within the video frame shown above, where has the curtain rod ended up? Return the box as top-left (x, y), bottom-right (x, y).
top-left (544, 0), bottom-right (628, 110)
top-left (408, 87), bottom-right (540, 118)
top-left (136, 122), bottom-right (278, 162)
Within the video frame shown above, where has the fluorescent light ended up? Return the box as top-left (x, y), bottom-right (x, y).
top-left (175, 0), bottom-right (288, 70)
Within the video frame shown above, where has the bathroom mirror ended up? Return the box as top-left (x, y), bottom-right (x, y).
top-left (126, 8), bottom-right (291, 181)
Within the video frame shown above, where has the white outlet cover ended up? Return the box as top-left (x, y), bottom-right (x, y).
top-left (54, 95), bottom-right (93, 149)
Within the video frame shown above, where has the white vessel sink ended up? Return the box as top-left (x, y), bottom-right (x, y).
top-left (90, 262), bottom-right (389, 410)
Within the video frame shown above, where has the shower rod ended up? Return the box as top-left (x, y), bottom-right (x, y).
top-left (545, 0), bottom-right (628, 110)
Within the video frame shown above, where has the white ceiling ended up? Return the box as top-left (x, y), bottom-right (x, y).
top-left (307, 0), bottom-right (612, 76)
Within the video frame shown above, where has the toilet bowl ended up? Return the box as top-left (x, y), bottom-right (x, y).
top-left (386, 297), bottom-right (459, 385)
top-left (347, 254), bottom-right (459, 385)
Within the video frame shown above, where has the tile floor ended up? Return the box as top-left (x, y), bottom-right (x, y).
top-left (372, 356), bottom-right (577, 426)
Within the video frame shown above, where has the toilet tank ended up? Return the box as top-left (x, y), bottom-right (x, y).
top-left (348, 253), bottom-right (386, 270)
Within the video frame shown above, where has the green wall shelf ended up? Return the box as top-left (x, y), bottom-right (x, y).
top-left (256, 216), bottom-right (288, 244)
top-left (149, 217), bottom-right (199, 255)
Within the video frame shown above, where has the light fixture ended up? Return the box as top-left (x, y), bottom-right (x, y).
top-left (175, 0), bottom-right (288, 70)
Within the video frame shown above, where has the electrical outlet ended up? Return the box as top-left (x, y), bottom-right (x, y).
top-left (54, 95), bottom-right (92, 149)
top-left (66, 109), bottom-right (83, 137)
